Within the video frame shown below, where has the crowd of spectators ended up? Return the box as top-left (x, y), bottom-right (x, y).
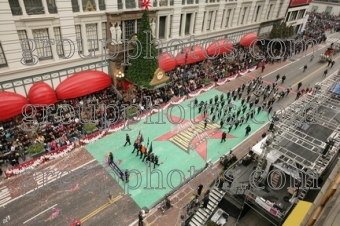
top-left (0, 17), bottom-right (333, 174)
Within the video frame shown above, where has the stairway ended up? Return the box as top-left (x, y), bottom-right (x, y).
top-left (188, 187), bottom-right (226, 226)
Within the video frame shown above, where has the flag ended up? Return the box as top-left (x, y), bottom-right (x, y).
top-left (149, 142), bottom-right (153, 154)
top-left (147, 137), bottom-right (150, 147)
top-left (141, 134), bottom-right (144, 143)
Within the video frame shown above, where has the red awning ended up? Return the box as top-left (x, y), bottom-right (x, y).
top-left (56, 70), bottom-right (112, 100)
top-left (206, 39), bottom-right (234, 56)
top-left (240, 33), bottom-right (258, 47)
top-left (175, 46), bottom-right (207, 65)
top-left (28, 82), bottom-right (57, 105)
top-left (0, 91), bottom-right (29, 121)
top-left (158, 52), bottom-right (177, 72)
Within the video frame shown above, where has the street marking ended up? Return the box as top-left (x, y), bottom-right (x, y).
top-left (23, 204), bottom-right (57, 224)
top-left (0, 187), bottom-right (11, 207)
top-left (80, 195), bottom-right (123, 223)
top-left (292, 55), bottom-right (340, 88)
top-left (2, 159), bottom-right (96, 208)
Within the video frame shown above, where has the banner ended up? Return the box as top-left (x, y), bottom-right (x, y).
top-left (110, 162), bottom-right (124, 180)
top-left (289, 0), bottom-right (312, 7)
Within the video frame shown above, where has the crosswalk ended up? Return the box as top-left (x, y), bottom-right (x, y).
top-left (0, 186), bottom-right (11, 207)
top-left (326, 38), bottom-right (340, 44)
top-left (33, 166), bottom-right (66, 186)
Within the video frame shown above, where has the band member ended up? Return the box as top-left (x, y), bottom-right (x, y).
top-left (142, 149), bottom-right (148, 162)
top-left (132, 141), bottom-right (139, 154)
top-left (149, 153), bottom-right (155, 167)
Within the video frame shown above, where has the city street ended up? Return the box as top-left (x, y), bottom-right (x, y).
top-left (1, 32), bottom-right (340, 226)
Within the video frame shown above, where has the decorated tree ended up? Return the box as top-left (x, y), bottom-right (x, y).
top-left (125, 0), bottom-right (159, 88)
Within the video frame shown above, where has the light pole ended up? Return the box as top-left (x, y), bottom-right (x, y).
top-left (116, 71), bottom-right (125, 90)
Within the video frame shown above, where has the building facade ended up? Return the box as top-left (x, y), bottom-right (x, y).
top-left (0, 0), bottom-right (289, 97)
top-left (285, 0), bottom-right (312, 33)
top-left (308, 0), bottom-right (340, 15)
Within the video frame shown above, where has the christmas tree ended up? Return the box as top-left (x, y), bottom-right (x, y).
top-left (125, 4), bottom-right (159, 88)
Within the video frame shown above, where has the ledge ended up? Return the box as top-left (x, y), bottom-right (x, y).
top-left (76, 11), bottom-right (106, 18)
top-left (18, 15), bottom-right (59, 22)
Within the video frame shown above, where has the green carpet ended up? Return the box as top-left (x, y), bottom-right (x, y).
top-left (85, 89), bottom-right (269, 208)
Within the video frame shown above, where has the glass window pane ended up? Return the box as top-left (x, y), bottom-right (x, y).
top-left (32, 28), bottom-right (53, 60)
top-left (86, 23), bottom-right (99, 51)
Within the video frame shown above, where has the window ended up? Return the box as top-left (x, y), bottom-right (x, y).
top-left (47, 0), bottom-right (57, 13)
top-left (241, 7), bottom-right (247, 24)
top-left (185, 14), bottom-right (192, 35)
top-left (99, 0), bottom-right (106, 10)
top-left (169, 15), bottom-right (173, 38)
top-left (82, 0), bottom-right (96, 11)
top-left (17, 30), bottom-right (33, 63)
top-left (179, 14), bottom-right (183, 36)
top-left (193, 13), bottom-right (196, 34)
top-left (71, 0), bottom-right (79, 12)
top-left (325, 6), bottom-right (332, 15)
top-left (86, 24), bottom-right (98, 51)
top-left (9, 0), bottom-right (22, 15)
top-left (267, 4), bottom-right (273, 20)
top-left (0, 43), bottom-right (8, 67)
top-left (298, 10), bottom-right (306, 19)
top-left (125, 0), bottom-right (136, 9)
top-left (225, 9), bottom-right (231, 27)
top-left (32, 28), bottom-right (53, 60)
top-left (291, 11), bottom-right (298, 21)
top-left (24, 0), bottom-right (44, 15)
top-left (221, 10), bottom-right (225, 28)
top-left (124, 20), bottom-right (135, 40)
top-left (53, 27), bottom-right (64, 58)
top-left (159, 16), bottom-right (166, 39)
top-left (75, 25), bottom-right (83, 53)
top-left (285, 12), bottom-right (290, 22)
top-left (102, 22), bottom-right (107, 41)
top-left (202, 12), bottom-right (206, 32)
top-left (277, 2), bottom-right (283, 18)
top-left (137, 19), bottom-right (142, 33)
top-left (311, 6), bottom-right (318, 13)
top-left (207, 11), bottom-right (213, 30)
top-left (254, 6), bottom-right (261, 22)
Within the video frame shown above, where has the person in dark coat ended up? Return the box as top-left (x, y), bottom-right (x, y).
top-left (125, 169), bottom-right (130, 183)
top-left (124, 134), bottom-right (131, 146)
top-left (108, 152), bottom-right (114, 165)
top-left (245, 125), bottom-right (251, 136)
top-left (197, 184), bottom-right (203, 196)
top-left (221, 132), bottom-right (227, 143)
top-left (202, 194), bottom-right (209, 209)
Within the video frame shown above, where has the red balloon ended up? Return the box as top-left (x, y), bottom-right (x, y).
top-left (28, 82), bottom-right (57, 105)
top-left (0, 91), bottom-right (29, 121)
top-left (239, 33), bottom-right (258, 47)
top-left (56, 71), bottom-right (112, 100)
top-left (158, 52), bottom-right (177, 72)
top-left (207, 40), bottom-right (234, 56)
top-left (176, 46), bottom-right (207, 65)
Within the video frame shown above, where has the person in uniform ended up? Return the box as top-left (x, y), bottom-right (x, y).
top-left (125, 169), bottom-right (130, 183)
top-left (245, 125), bottom-right (251, 136)
top-left (149, 153), bottom-right (155, 167)
top-left (108, 152), bottom-right (114, 165)
top-left (221, 132), bottom-right (227, 143)
top-left (132, 141), bottom-right (139, 154)
top-left (124, 134), bottom-right (131, 146)
top-left (154, 155), bottom-right (160, 169)
top-left (142, 149), bottom-right (148, 161)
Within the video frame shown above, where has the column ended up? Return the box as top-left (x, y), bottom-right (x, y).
top-left (181, 13), bottom-right (186, 37)
top-left (42, 0), bottom-right (49, 14)
top-left (247, 1), bottom-right (256, 24)
top-left (48, 27), bottom-right (58, 61)
top-left (189, 13), bottom-right (194, 35)
top-left (95, 0), bottom-right (99, 11)
top-left (18, 0), bottom-right (27, 16)
top-left (157, 16), bottom-right (160, 39)
top-left (78, 0), bottom-right (83, 12)
top-left (81, 23), bottom-right (89, 55)
top-left (165, 15), bottom-right (170, 39)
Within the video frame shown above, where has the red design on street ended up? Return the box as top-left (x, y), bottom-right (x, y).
top-left (156, 115), bottom-right (236, 161)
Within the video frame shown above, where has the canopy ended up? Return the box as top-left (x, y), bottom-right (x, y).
top-left (158, 52), bottom-right (177, 72)
top-left (175, 46), bottom-right (207, 65)
top-left (206, 39), bottom-right (234, 56)
top-left (56, 70), bottom-right (112, 100)
top-left (0, 91), bottom-right (29, 121)
top-left (239, 32), bottom-right (258, 47)
top-left (283, 201), bottom-right (312, 226)
top-left (28, 82), bottom-right (57, 105)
